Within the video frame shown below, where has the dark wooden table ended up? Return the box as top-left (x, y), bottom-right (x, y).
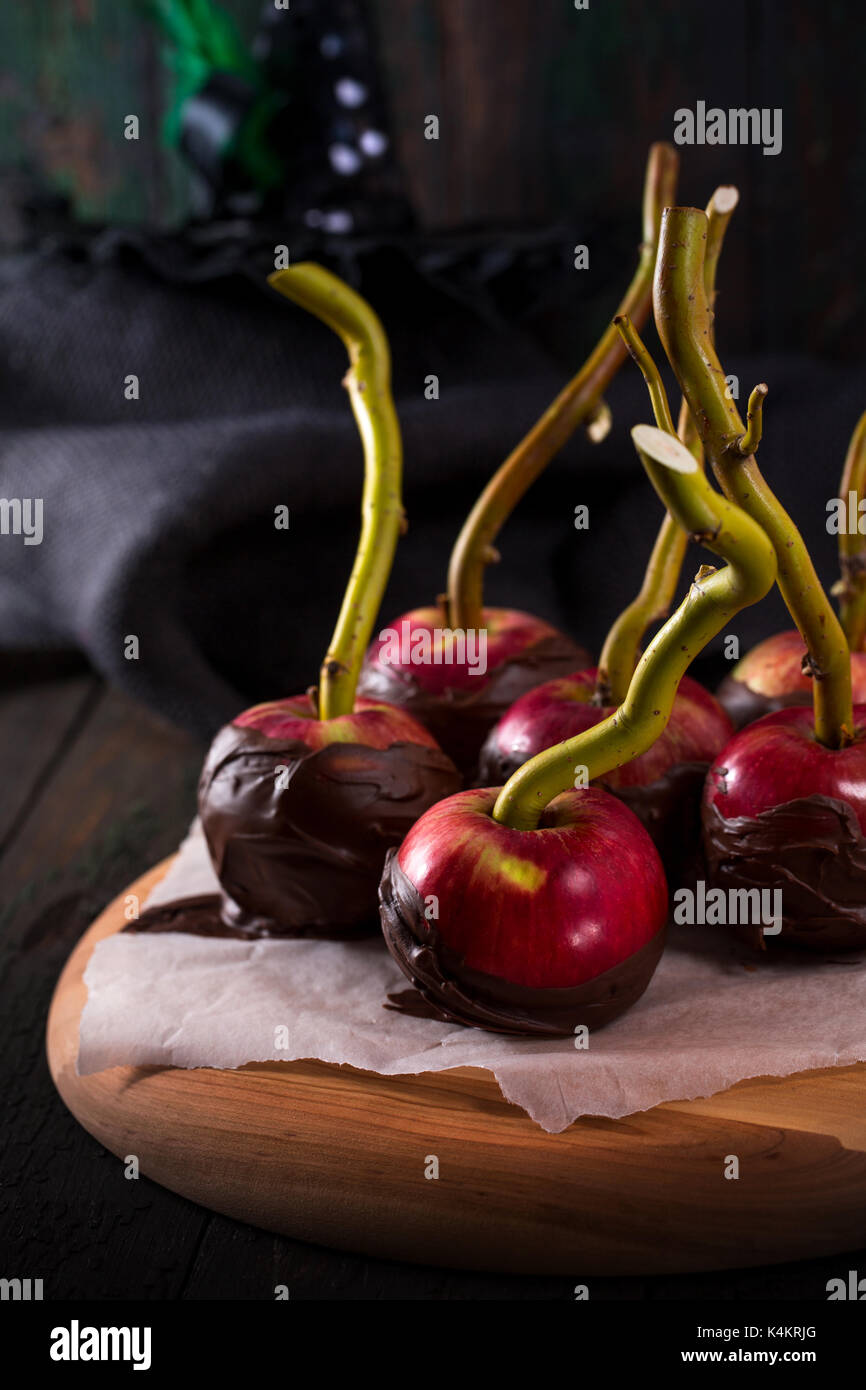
top-left (1, 665), bottom-right (860, 1300)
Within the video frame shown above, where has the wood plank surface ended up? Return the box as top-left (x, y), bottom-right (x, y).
top-left (0, 680), bottom-right (210, 1300)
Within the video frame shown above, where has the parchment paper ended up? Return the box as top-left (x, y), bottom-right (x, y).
top-left (77, 823), bottom-right (866, 1133)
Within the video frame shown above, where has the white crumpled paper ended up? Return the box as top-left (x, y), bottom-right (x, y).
top-left (78, 822), bottom-right (866, 1132)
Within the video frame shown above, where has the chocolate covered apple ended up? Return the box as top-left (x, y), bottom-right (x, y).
top-left (651, 204), bottom-right (866, 949)
top-left (198, 264), bottom-right (460, 938)
top-left (380, 424), bottom-right (777, 1035)
top-left (381, 784), bottom-right (668, 1035)
top-left (703, 708), bottom-right (866, 950)
top-left (358, 142), bottom-right (680, 777)
top-left (478, 530), bottom-right (734, 874)
top-left (479, 672), bottom-right (731, 881)
top-left (717, 411), bottom-right (866, 726)
top-left (716, 626), bottom-right (866, 728)
top-left (360, 607), bottom-right (586, 781)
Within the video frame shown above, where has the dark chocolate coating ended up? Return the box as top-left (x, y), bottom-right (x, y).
top-left (121, 894), bottom-right (354, 940)
top-left (715, 674), bottom-right (812, 730)
top-left (475, 730), bottom-right (531, 788)
top-left (378, 849), bottom-right (666, 1036)
top-left (357, 632), bottom-right (590, 779)
top-left (124, 894), bottom-right (222, 936)
top-left (198, 724), bottom-right (460, 938)
top-left (615, 762), bottom-right (711, 886)
top-left (478, 739), bottom-right (709, 884)
top-left (702, 793), bottom-right (866, 951)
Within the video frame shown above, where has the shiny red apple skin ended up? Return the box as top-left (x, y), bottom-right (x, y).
top-left (702, 705), bottom-right (866, 949)
top-left (717, 629), bottom-right (866, 728)
top-left (394, 786), bottom-right (666, 989)
top-left (234, 692), bottom-right (444, 751)
top-left (357, 605), bottom-right (590, 777)
top-left (362, 607), bottom-right (580, 697)
top-left (480, 668), bottom-right (733, 789)
top-left (704, 705), bottom-right (866, 833)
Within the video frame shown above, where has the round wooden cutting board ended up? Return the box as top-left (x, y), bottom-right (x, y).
top-left (46, 859), bottom-right (866, 1276)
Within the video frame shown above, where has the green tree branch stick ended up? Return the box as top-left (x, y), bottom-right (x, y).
top-left (492, 427), bottom-right (777, 830)
top-left (669, 186), bottom-right (738, 454)
top-left (653, 206), bottom-right (853, 747)
top-left (597, 314), bottom-right (685, 702)
top-left (613, 312), bottom-right (677, 432)
top-left (703, 185), bottom-right (739, 326)
top-left (677, 395), bottom-right (701, 457)
top-left (735, 383), bottom-right (768, 456)
top-left (834, 410), bottom-right (866, 651)
top-left (268, 263), bottom-right (403, 721)
top-left (597, 189), bottom-right (738, 701)
top-left (595, 510), bottom-right (688, 705)
top-left (445, 141), bottom-right (679, 631)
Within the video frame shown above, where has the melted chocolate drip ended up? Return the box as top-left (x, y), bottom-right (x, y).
top-left (478, 740), bottom-right (710, 883)
top-left (198, 725), bottom-right (460, 938)
top-left (121, 894), bottom-right (371, 940)
top-left (715, 674), bottom-right (812, 730)
top-left (357, 632), bottom-right (590, 779)
top-left (702, 793), bottom-right (866, 951)
top-left (378, 849), bottom-right (666, 1036)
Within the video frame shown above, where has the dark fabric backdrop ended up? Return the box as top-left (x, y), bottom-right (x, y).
top-left (1, 0), bottom-right (865, 735)
top-left (0, 229), bottom-right (862, 736)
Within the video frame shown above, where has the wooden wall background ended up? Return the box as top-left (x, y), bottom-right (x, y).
top-left (0, 0), bottom-right (863, 356)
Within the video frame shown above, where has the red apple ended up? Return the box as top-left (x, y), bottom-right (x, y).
top-left (230, 694), bottom-right (436, 750)
top-left (702, 704), bottom-right (866, 949)
top-left (199, 694), bottom-right (460, 938)
top-left (357, 606), bottom-right (590, 779)
top-left (379, 785), bottom-right (667, 1035)
top-left (717, 628), bottom-right (866, 728)
top-left (479, 668), bottom-right (733, 878)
